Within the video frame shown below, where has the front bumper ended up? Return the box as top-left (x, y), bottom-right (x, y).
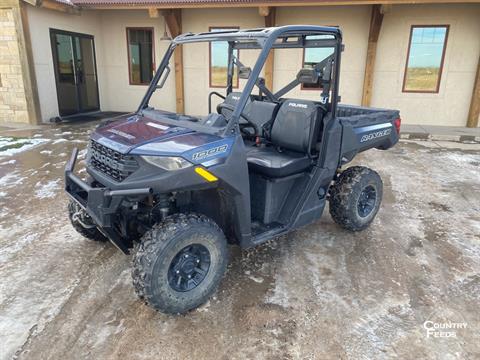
top-left (65, 148), bottom-right (152, 253)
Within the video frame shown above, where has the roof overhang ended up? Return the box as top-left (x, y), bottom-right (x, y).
top-left (25, 0), bottom-right (480, 10)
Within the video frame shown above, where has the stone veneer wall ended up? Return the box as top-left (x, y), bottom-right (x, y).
top-left (0, 7), bottom-right (29, 124)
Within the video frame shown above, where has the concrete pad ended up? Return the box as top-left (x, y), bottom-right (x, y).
top-left (0, 123), bottom-right (479, 359)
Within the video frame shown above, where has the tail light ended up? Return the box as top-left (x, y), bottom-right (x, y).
top-left (393, 118), bottom-right (401, 134)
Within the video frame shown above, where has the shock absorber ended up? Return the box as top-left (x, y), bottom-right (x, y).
top-left (157, 194), bottom-right (170, 220)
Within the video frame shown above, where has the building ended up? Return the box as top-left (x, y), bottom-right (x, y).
top-left (0, 0), bottom-right (479, 127)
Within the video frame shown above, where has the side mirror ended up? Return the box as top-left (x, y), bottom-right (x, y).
top-left (238, 66), bottom-right (251, 79)
top-left (156, 65), bottom-right (171, 89)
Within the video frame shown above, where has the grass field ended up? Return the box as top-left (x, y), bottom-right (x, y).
top-left (211, 66), bottom-right (237, 87)
top-left (404, 67), bottom-right (440, 91)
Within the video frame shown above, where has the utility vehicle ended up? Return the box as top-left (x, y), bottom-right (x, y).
top-left (65, 26), bottom-right (401, 314)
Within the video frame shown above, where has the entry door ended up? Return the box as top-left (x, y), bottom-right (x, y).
top-left (50, 30), bottom-right (100, 116)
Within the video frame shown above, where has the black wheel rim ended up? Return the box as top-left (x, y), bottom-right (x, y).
top-left (168, 244), bottom-right (211, 292)
top-left (357, 185), bottom-right (377, 218)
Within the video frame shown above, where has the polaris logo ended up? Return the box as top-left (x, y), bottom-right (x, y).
top-left (232, 96), bottom-right (240, 100)
top-left (288, 102), bottom-right (308, 109)
top-left (192, 144), bottom-right (228, 161)
top-left (360, 128), bottom-right (392, 142)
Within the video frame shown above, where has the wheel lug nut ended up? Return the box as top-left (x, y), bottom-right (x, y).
top-left (188, 275), bottom-right (191, 279)
top-left (185, 254), bottom-right (189, 258)
top-left (176, 270), bottom-right (180, 274)
top-left (196, 259), bottom-right (200, 263)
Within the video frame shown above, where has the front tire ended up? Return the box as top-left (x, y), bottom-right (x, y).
top-left (132, 213), bottom-right (228, 314)
top-left (329, 166), bottom-right (383, 231)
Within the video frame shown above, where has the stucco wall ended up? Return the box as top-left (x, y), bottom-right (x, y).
top-left (24, 4), bottom-right (480, 126)
top-left (27, 6), bottom-right (104, 121)
top-left (181, 6), bottom-right (371, 115)
top-left (275, 6), bottom-right (370, 106)
top-left (372, 4), bottom-right (480, 126)
top-left (182, 8), bottom-right (264, 116)
top-left (26, 7), bottom-right (175, 122)
top-left (98, 10), bottom-right (175, 113)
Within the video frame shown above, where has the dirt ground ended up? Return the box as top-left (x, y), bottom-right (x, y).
top-left (0, 121), bottom-right (479, 360)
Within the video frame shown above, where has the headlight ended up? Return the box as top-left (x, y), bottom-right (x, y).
top-left (141, 156), bottom-right (192, 171)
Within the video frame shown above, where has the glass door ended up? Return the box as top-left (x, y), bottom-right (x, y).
top-left (50, 30), bottom-right (100, 116)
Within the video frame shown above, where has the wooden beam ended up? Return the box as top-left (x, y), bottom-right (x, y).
top-left (148, 7), bottom-right (159, 18)
top-left (263, 7), bottom-right (275, 90)
top-left (163, 9), bottom-right (181, 37)
top-left (466, 55), bottom-right (480, 128)
top-left (380, 4), bottom-right (392, 13)
top-left (40, 0), bottom-right (80, 14)
top-left (258, 6), bottom-right (269, 16)
top-left (361, 4), bottom-right (384, 107)
top-left (163, 9), bottom-right (184, 114)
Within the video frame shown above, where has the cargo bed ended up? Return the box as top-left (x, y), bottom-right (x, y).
top-left (337, 104), bottom-right (401, 164)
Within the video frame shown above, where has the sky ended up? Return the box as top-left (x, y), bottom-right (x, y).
top-left (408, 27), bottom-right (447, 68)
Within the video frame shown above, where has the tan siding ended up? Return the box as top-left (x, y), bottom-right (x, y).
top-left (275, 5), bottom-right (371, 105)
top-left (372, 3), bottom-right (480, 126)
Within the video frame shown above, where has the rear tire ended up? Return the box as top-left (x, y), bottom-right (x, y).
top-left (132, 213), bottom-right (228, 314)
top-left (329, 166), bottom-right (383, 231)
top-left (68, 200), bottom-right (108, 242)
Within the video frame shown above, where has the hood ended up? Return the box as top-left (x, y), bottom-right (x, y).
top-left (92, 113), bottom-right (194, 153)
top-left (90, 113), bottom-right (234, 165)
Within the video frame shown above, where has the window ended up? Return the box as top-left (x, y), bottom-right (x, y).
top-left (403, 25), bottom-right (449, 93)
top-left (209, 27), bottom-right (239, 88)
top-left (127, 28), bottom-right (154, 85)
top-left (302, 35), bottom-right (335, 90)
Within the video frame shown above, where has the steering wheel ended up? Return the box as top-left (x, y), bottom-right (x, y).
top-left (217, 103), bottom-right (260, 137)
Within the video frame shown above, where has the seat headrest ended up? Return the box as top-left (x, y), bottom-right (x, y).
top-left (217, 92), bottom-right (251, 118)
top-left (223, 92), bottom-right (246, 106)
top-left (270, 100), bottom-right (319, 153)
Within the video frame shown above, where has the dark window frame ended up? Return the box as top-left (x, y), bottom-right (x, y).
top-left (208, 26), bottom-right (240, 89)
top-left (126, 27), bottom-right (155, 86)
top-left (301, 48), bottom-right (321, 91)
top-left (301, 30), bottom-right (337, 91)
top-left (402, 24), bottom-right (450, 94)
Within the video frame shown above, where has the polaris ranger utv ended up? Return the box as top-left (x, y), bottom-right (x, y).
top-left (65, 26), bottom-right (401, 314)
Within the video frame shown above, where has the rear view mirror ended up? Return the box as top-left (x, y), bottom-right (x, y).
top-left (238, 66), bottom-right (251, 79)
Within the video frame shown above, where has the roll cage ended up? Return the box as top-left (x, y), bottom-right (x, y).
top-left (137, 25), bottom-right (343, 137)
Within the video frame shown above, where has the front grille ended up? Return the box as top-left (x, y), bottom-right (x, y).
top-left (88, 140), bottom-right (138, 182)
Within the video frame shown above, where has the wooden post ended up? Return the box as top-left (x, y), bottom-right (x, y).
top-left (262, 7), bottom-right (276, 90)
top-left (466, 56), bottom-right (480, 128)
top-left (11, 0), bottom-right (41, 124)
top-left (148, 8), bottom-right (159, 18)
top-left (163, 9), bottom-right (184, 114)
top-left (361, 4), bottom-right (384, 107)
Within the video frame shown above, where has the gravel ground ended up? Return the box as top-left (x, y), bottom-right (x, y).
top-left (0, 122), bottom-right (479, 359)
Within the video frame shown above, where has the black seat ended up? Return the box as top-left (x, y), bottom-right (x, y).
top-left (217, 92), bottom-right (250, 119)
top-left (247, 99), bottom-right (321, 177)
top-left (218, 93), bottom-right (278, 135)
top-left (247, 147), bottom-right (312, 177)
top-left (245, 100), bottom-right (279, 133)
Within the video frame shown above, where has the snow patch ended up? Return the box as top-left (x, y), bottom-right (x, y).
top-left (0, 172), bottom-right (25, 188)
top-left (0, 137), bottom-right (49, 157)
top-left (0, 159), bottom-right (16, 165)
top-left (265, 275), bottom-right (290, 307)
top-left (35, 180), bottom-right (60, 199)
